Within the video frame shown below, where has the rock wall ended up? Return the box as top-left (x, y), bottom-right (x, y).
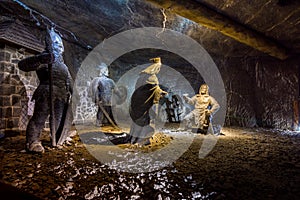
top-left (74, 49), bottom-right (298, 130)
top-left (72, 85), bottom-right (97, 125)
top-left (0, 44), bottom-right (39, 135)
top-left (1, 42), bottom-right (297, 131)
top-left (216, 56), bottom-right (298, 129)
top-left (1, 1), bottom-right (298, 130)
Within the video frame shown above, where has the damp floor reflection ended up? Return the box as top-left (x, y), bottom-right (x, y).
top-left (0, 125), bottom-right (299, 199)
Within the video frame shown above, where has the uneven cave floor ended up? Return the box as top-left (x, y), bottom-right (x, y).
top-left (0, 124), bottom-right (299, 200)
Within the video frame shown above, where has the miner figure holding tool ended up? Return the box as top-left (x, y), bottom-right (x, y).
top-left (18, 27), bottom-right (73, 153)
top-left (88, 62), bottom-right (129, 130)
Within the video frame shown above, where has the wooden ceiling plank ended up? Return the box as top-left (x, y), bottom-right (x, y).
top-left (146, 0), bottom-right (289, 60)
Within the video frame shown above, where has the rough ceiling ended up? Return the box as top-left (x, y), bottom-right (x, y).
top-left (1, 0), bottom-right (300, 60)
top-left (194, 0), bottom-right (300, 54)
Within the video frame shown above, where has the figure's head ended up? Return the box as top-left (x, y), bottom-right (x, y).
top-left (150, 57), bottom-right (161, 63)
top-left (48, 28), bottom-right (64, 56)
top-left (199, 84), bottom-right (209, 95)
top-left (98, 63), bottom-right (109, 77)
top-left (141, 57), bottom-right (161, 75)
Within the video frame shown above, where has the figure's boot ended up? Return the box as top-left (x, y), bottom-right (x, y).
top-left (177, 120), bottom-right (188, 131)
top-left (96, 119), bottom-right (102, 127)
top-left (26, 141), bottom-right (45, 153)
top-left (25, 119), bottom-right (45, 153)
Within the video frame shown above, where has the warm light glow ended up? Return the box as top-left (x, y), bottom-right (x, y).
top-left (220, 127), bottom-right (253, 139)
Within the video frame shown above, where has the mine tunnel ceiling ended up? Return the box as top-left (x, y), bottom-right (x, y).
top-left (2, 0), bottom-right (300, 60)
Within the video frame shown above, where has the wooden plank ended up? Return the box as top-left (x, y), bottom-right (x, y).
top-left (146, 0), bottom-right (289, 60)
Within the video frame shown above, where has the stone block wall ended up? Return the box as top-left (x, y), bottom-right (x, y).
top-left (73, 85), bottom-right (97, 124)
top-left (0, 44), bottom-right (39, 136)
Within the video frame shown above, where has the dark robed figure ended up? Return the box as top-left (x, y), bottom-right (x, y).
top-left (127, 57), bottom-right (167, 145)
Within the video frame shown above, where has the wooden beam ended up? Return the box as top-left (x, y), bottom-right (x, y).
top-left (146, 0), bottom-right (289, 60)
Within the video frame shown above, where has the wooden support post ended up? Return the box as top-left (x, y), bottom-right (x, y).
top-left (146, 0), bottom-right (289, 60)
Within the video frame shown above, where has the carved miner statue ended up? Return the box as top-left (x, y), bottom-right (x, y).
top-left (180, 84), bottom-right (220, 134)
top-left (18, 28), bottom-right (73, 153)
top-left (88, 63), bottom-right (125, 128)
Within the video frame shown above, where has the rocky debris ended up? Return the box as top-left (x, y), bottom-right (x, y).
top-left (0, 126), bottom-right (299, 199)
top-left (117, 132), bottom-right (173, 153)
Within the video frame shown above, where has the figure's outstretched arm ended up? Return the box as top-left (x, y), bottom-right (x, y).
top-left (18, 52), bottom-right (53, 72)
top-left (183, 95), bottom-right (195, 105)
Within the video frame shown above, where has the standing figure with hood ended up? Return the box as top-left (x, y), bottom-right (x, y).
top-left (18, 28), bottom-right (73, 153)
top-left (127, 57), bottom-right (167, 145)
top-left (180, 84), bottom-right (220, 134)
